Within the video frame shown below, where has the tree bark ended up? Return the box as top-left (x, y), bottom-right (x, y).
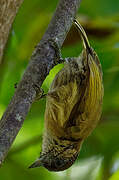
top-left (0, 0), bottom-right (82, 166)
top-left (0, 0), bottom-right (24, 64)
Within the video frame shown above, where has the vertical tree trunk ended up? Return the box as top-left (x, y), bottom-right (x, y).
top-left (0, 0), bottom-right (24, 64)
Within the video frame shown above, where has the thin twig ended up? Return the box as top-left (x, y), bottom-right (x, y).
top-left (0, 0), bottom-right (82, 166)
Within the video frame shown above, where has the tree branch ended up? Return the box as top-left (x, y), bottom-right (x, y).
top-left (0, 0), bottom-right (24, 64)
top-left (0, 0), bottom-right (82, 166)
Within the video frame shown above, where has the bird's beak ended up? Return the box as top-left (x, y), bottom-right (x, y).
top-left (28, 159), bottom-right (42, 169)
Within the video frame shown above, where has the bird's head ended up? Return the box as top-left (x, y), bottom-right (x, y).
top-left (29, 143), bottom-right (79, 171)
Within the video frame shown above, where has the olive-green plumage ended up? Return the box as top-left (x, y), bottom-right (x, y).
top-left (29, 19), bottom-right (104, 171)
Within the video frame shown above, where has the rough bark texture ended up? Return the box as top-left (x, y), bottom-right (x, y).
top-left (0, 0), bottom-right (82, 166)
top-left (0, 0), bottom-right (24, 64)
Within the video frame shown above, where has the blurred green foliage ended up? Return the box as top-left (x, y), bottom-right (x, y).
top-left (0, 0), bottom-right (119, 179)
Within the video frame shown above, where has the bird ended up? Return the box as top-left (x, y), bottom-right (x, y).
top-left (29, 19), bottom-right (104, 171)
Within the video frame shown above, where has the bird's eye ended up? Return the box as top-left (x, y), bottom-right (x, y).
top-left (59, 144), bottom-right (65, 147)
top-left (55, 158), bottom-right (64, 167)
